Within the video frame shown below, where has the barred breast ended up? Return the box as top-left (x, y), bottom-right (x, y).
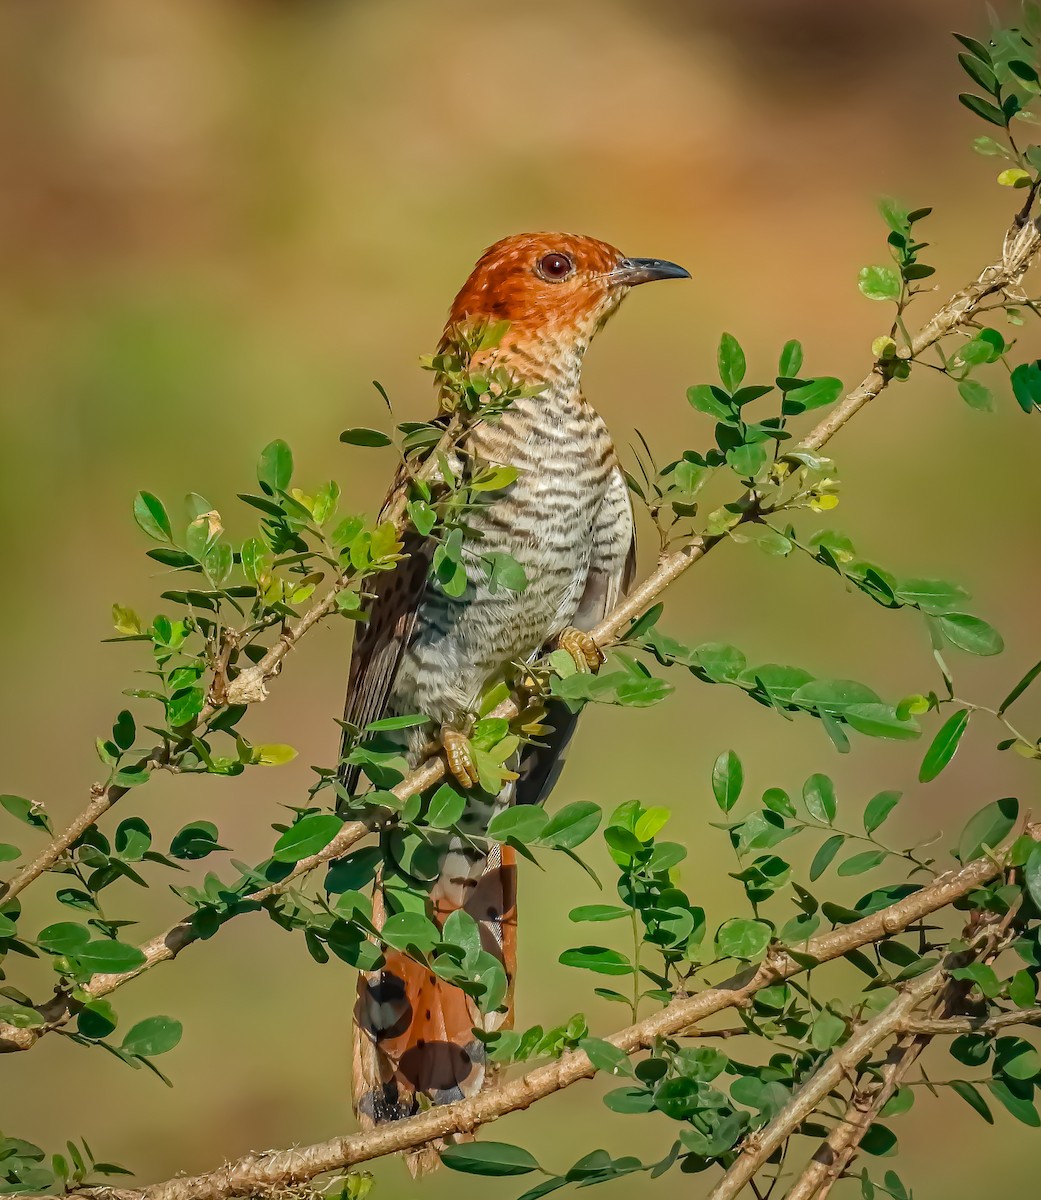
top-left (388, 385), bottom-right (620, 728)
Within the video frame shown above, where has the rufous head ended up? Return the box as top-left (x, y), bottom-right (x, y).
top-left (444, 232), bottom-right (689, 359)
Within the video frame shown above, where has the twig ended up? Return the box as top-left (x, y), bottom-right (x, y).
top-left (706, 967), bottom-right (949, 1200)
top-left (4, 203), bottom-right (1040, 1055)
top-left (903, 1006), bottom-right (1041, 1035)
top-left (50, 833), bottom-right (1038, 1199)
top-left (7, 205), bottom-right (1037, 912)
top-left (0, 418), bottom-right (462, 906)
top-left (782, 897), bottom-right (1021, 1200)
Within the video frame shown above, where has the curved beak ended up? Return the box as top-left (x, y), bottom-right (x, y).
top-left (611, 256), bottom-right (691, 287)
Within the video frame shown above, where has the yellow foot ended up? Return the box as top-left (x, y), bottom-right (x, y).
top-left (441, 729), bottom-right (480, 789)
top-left (558, 626), bottom-right (606, 674)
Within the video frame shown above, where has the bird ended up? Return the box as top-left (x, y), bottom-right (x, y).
top-left (342, 232), bottom-right (689, 1170)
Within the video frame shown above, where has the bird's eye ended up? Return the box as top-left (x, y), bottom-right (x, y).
top-left (536, 252), bottom-right (574, 281)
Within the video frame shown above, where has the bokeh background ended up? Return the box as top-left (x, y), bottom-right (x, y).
top-left (3, 1), bottom-right (1041, 1196)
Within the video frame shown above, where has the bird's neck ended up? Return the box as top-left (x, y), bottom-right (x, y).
top-left (484, 332), bottom-right (590, 409)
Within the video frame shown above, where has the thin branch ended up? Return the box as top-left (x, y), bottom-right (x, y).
top-left (0, 417), bottom-right (463, 907)
top-left (0, 812), bottom-right (379, 1051)
top-left (55, 832), bottom-right (1037, 1200)
top-left (1, 779), bottom-right (148, 905)
top-left (782, 900), bottom-right (1021, 1200)
top-left (5, 202), bottom-right (1041, 1056)
top-left (904, 1006), bottom-right (1041, 1035)
top-left (6, 204), bottom-right (1037, 912)
top-left (705, 967), bottom-right (949, 1200)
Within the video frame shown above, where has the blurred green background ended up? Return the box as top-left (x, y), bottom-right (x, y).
top-left (3, 0), bottom-right (1040, 1195)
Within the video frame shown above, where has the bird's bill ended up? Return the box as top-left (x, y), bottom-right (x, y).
top-left (610, 257), bottom-right (691, 286)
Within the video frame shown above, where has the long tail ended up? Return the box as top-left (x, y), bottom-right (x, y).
top-left (353, 839), bottom-right (517, 1175)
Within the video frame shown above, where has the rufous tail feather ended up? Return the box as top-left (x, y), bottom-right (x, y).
top-left (353, 843), bottom-right (517, 1176)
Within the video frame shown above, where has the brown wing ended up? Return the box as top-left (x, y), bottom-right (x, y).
top-left (339, 506), bottom-right (433, 795)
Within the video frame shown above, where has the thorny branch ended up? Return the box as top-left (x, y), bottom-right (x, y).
top-left (706, 968), bottom-right (949, 1200)
top-left (781, 869), bottom-right (1029, 1200)
top-left (0, 417), bottom-right (465, 907)
top-left (56, 831), bottom-right (1038, 1200)
top-left (2, 203), bottom-right (1039, 1058)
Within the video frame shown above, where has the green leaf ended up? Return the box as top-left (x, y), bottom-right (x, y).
top-left (860, 1125), bottom-right (897, 1156)
top-left (1011, 361), bottom-right (1041, 413)
top-left (893, 578), bottom-right (969, 613)
top-left (37, 921), bottom-right (91, 955)
top-left (951, 1080), bottom-right (994, 1123)
top-left (440, 1142), bottom-right (540, 1176)
top-left (726, 442), bottom-right (767, 479)
top-left (956, 796), bottom-right (1018, 863)
top-left (919, 709), bottom-right (971, 782)
top-left (810, 1009), bottom-right (846, 1050)
top-left (864, 790), bottom-right (901, 834)
top-left (569, 905), bottom-right (629, 923)
top-left (716, 918), bottom-right (772, 960)
top-left (858, 265), bottom-right (901, 301)
top-left (486, 552), bottom-right (529, 594)
top-left (781, 376), bottom-right (843, 415)
top-left (114, 817), bottom-right (151, 862)
top-left (958, 379), bottom-right (995, 411)
top-left (254, 744), bottom-right (299, 766)
top-left (0, 1002), bottom-right (45, 1028)
top-left (425, 784), bottom-right (468, 829)
top-left (844, 704), bottom-right (921, 741)
top-left (166, 687), bottom-right (205, 728)
top-left (1, 794), bottom-right (50, 831)
top-left (762, 788), bottom-right (795, 817)
top-left (717, 332), bottom-right (746, 392)
top-left (999, 659), bottom-right (1041, 715)
top-left (121, 1016), bottom-right (183, 1057)
top-left (74, 940), bottom-right (148, 973)
top-left (365, 714), bottom-right (430, 731)
top-left (953, 33), bottom-right (993, 65)
top-left (488, 806), bottom-right (548, 845)
top-left (959, 92), bottom-right (1008, 127)
top-left (958, 52), bottom-right (999, 94)
top-left (538, 802), bottom-right (602, 849)
top-left (711, 749), bottom-right (743, 813)
top-left (271, 813), bottom-right (343, 862)
top-left (579, 1037), bottom-right (633, 1076)
top-left (339, 427), bottom-right (393, 448)
top-left (810, 834), bottom-right (845, 882)
top-left (0, 842), bottom-right (19, 862)
top-left (558, 946), bottom-right (633, 975)
top-left (1010, 969), bottom-right (1037, 1008)
top-left (257, 439), bottom-right (293, 494)
top-left (938, 613), bottom-right (1003, 656)
top-left (515, 1179), bottom-right (568, 1200)
top-left (169, 820), bottom-right (224, 860)
top-left (78, 998), bottom-right (118, 1039)
top-left (951, 1033), bottom-right (991, 1067)
top-left (996, 1036), bottom-right (1041, 1080)
top-left (381, 911), bottom-right (441, 953)
top-left (778, 339), bottom-right (803, 377)
top-left (1024, 843), bottom-right (1041, 913)
top-left (687, 384), bottom-right (735, 420)
top-left (133, 492), bottom-right (173, 542)
top-left (803, 774), bottom-right (837, 824)
top-left (112, 710), bottom-right (136, 751)
top-left (407, 499), bottom-right (437, 537)
top-left (603, 1086), bottom-right (655, 1114)
top-left (989, 1080), bottom-right (1041, 1126)
top-left (837, 849), bottom-right (888, 877)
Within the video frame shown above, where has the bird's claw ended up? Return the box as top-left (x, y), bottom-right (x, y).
top-left (441, 728), bottom-right (480, 790)
top-left (558, 627), bottom-right (606, 673)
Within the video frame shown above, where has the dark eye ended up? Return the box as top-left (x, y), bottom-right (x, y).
top-left (537, 252), bottom-right (574, 281)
